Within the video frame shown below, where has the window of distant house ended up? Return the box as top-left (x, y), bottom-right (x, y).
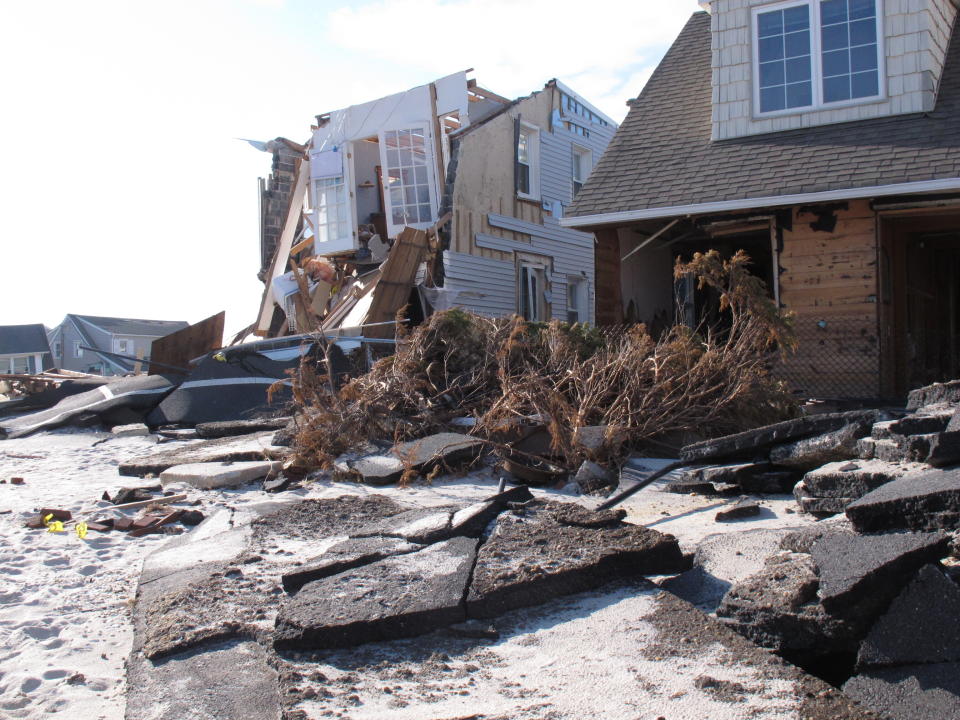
top-left (73, 342), bottom-right (83, 358)
top-left (54, 341), bottom-right (61, 358)
top-left (560, 92), bottom-right (610, 126)
top-left (566, 277), bottom-right (588, 324)
top-left (518, 261), bottom-right (548, 321)
top-left (571, 146), bottom-right (592, 197)
top-left (753, 0), bottom-right (882, 115)
top-left (516, 123), bottom-right (540, 200)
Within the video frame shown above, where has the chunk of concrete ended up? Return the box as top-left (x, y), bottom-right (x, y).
top-left (926, 430), bottom-right (960, 468)
top-left (846, 467), bottom-right (960, 532)
top-left (466, 500), bottom-right (683, 618)
top-left (281, 536), bottom-right (423, 594)
top-left (391, 432), bottom-right (484, 469)
top-left (811, 531), bottom-right (951, 613)
top-left (119, 432), bottom-right (286, 477)
top-left (906, 379), bottom-right (960, 410)
top-left (351, 506), bottom-right (455, 544)
top-left (195, 417), bottom-right (291, 439)
top-left (274, 536), bottom-right (478, 650)
top-left (769, 422), bottom-right (870, 470)
top-left (574, 460), bottom-right (615, 495)
top-left (665, 479), bottom-right (719, 495)
top-left (113, 423), bottom-right (151, 437)
top-left (341, 453), bottom-right (406, 485)
top-left (715, 497), bottom-right (761, 522)
top-left (681, 410), bottom-right (885, 463)
top-left (794, 484), bottom-right (853, 515)
top-left (160, 460), bottom-right (283, 489)
top-left (844, 662), bottom-right (960, 720)
top-left (889, 412), bottom-right (953, 436)
top-left (857, 564), bottom-right (960, 670)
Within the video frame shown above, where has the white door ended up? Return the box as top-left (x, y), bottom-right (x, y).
top-left (378, 126), bottom-right (438, 238)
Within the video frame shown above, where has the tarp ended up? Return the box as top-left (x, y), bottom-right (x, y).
top-left (0, 376), bottom-right (113, 418)
top-left (145, 348), bottom-right (307, 427)
top-left (0, 374), bottom-right (178, 439)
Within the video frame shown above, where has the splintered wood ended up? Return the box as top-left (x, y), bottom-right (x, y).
top-left (363, 227), bottom-right (429, 338)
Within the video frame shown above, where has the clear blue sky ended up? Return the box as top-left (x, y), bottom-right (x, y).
top-left (1, 0), bottom-right (703, 338)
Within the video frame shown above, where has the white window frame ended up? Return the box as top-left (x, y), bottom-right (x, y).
top-left (751, 0), bottom-right (885, 119)
top-left (517, 122), bottom-right (541, 202)
top-left (566, 276), bottom-right (589, 324)
top-left (378, 125), bottom-right (438, 238)
top-left (53, 340), bottom-right (62, 358)
top-left (73, 342), bottom-right (83, 359)
top-left (115, 338), bottom-right (131, 355)
top-left (518, 257), bottom-right (549, 321)
top-left (571, 145), bottom-right (592, 198)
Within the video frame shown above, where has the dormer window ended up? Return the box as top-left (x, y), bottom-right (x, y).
top-left (754, 0), bottom-right (883, 115)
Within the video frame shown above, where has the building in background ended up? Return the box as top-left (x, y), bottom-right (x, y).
top-left (48, 315), bottom-right (189, 375)
top-left (0, 324), bottom-right (53, 374)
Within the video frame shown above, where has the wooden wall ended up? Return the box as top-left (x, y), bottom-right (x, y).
top-left (777, 199), bottom-right (881, 398)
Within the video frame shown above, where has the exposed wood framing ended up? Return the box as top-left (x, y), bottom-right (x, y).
top-left (621, 218), bottom-right (680, 262)
top-left (363, 227), bottom-right (429, 338)
top-left (428, 83), bottom-right (446, 192)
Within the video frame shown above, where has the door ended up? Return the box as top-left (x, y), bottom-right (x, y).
top-left (378, 126), bottom-right (438, 238)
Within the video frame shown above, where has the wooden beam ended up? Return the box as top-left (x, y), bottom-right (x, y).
top-left (429, 83), bottom-right (446, 193)
top-left (621, 218), bottom-right (680, 262)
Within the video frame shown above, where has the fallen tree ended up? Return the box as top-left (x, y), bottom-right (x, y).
top-left (287, 250), bottom-right (799, 470)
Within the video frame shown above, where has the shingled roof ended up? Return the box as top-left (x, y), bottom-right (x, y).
top-left (71, 315), bottom-right (188, 337)
top-left (0, 324), bottom-right (52, 357)
top-left (566, 11), bottom-right (960, 222)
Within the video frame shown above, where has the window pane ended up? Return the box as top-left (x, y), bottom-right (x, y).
top-left (387, 168), bottom-right (400, 184)
top-left (416, 185), bottom-right (430, 203)
top-left (392, 208), bottom-right (405, 225)
top-left (760, 60), bottom-right (786, 87)
top-left (759, 35), bottom-right (784, 62)
top-left (760, 86), bottom-right (786, 112)
top-left (822, 23), bottom-right (848, 51)
top-left (784, 30), bottom-right (810, 58)
top-left (404, 186), bottom-right (417, 205)
top-left (823, 49), bottom-right (850, 76)
top-left (387, 149), bottom-right (399, 167)
top-left (390, 187), bottom-right (403, 205)
top-left (849, 18), bottom-right (876, 46)
top-left (851, 69), bottom-right (879, 98)
top-left (401, 167), bottom-right (415, 185)
top-left (400, 148), bottom-right (412, 166)
top-left (417, 204), bottom-right (432, 223)
top-left (414, 166), bottom-right (428, 184)
top-left (821, 0), bottom-right (847, 25)
top-left (850, 0), bottom-right (875, 20)
top-left (783, 5), bottom-right (810, 32)
top-left (786, 56), bottom-right (812, 82)
top-left (850, 43), bottom-right (878, 72)
top-left (823, 74), bottom-right (851, 102)
top-left (518, 132), bottom-right (528, 162)
top-left (518, 163), bottom-right (530, 194)
top-left (758, 9), bottom-right (783, 37)
top-left (786, 81), bottom-right (813, 107)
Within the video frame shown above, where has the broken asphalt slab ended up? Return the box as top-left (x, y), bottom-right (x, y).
top-left (118, 431), bottom-right (287, 477)
top-left (195, 417), bottom-right (292, 439)
top-left (466, 500), bottom-right (683, 618)
top-left (274, 536), bottom-right (479, 651)
top-left (337, 432), bottom-right (485, 485)
top-left (846, 466), bottom-right (960, 532)
top-left (801, 460), bottom-right (914, 499)
top-left (856, 564), bottom-right (960, 670)
top-left (680, 409), bottom-right (886, 464)
top-left (844, 662), bottom-right (960, 720)
top-left (769, 420), bottom-right (875, 470)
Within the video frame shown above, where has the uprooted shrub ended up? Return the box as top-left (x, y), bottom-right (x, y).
top-left (288, 249), bottom-right (799, 470)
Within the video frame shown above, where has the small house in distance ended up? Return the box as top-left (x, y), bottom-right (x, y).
top-left (253, 71), bottom-right (617, 335)
top-left (0, 324), bottom-right (53, 374)
top-left (564, 0), bottom-right (960, 401)
top-left (48, 315), bottom-right (189, 375)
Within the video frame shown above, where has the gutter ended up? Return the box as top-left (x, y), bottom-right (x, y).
top-left (560, 177), bottom-right (960, 229)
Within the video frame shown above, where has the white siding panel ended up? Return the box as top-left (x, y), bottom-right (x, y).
top-left (443, 250), bottom-right (516, 317)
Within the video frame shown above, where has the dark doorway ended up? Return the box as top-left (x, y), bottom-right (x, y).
top-left (882, 214), bottom-right (960, 397)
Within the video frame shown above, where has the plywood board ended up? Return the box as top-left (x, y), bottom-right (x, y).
top-left (149, 312), bottom-right (225, 375)
top-left (362, 227), bottom-right (429, 338)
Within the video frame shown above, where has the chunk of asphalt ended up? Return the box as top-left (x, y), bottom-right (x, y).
top-left (926, 430), bottom-right (960, 468)
top-left (715, 497), bottom-right (760, 522)
top-left (391, 432), bottom-right (485, 470)
top-left (889, 413), bottom-right (953, 437)
top-left (769, 422), bottom-right (870, 470)
top-left (466, 500), bottom-right (683, 619)
top-left (119, 432), bottom-right (286, 477)
top-left (195, 417), bottom-right (291, 439)
top-left (811, 531), bottom-right (951, 613)
top-left (281, 536), bottom-right (424, 594)
top-left (857, 564), bottom-right (960, 670)
top-left (844, 662), bottom-right (960, 720)
top-left (350, 507), bottom-right (456, 544)
top-left (665, 479), bottom-right (719, 495)
top-left (801, 459), bottom-right (909, 499)
top-left (273, 536), bottom-right (478, 651)
top-left (846, 467), bottom-right (960, 532)
top-left (126, 639), bottom-right (280, 720)
top-left (681, 410), bottom-right (885, 463)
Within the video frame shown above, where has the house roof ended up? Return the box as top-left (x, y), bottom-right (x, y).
top-left (0, 324), bottom-right (51, 357)
top-left (566, 11), bottom-right (960, 223)
top-left (70, 315), bottom-right (189, 337)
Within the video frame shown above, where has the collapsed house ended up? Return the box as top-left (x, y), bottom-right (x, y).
top-left (564, 0), bottom-right (960, 401)
top-left (252, 71), bottom-right (617, 337)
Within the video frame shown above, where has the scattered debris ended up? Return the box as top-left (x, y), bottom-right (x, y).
top-left (715, 497), bottom-right (761, 522)
top-left (159, 460), bottom-right (284, 490)
top-left (118, 431), bottom-right (286, 477)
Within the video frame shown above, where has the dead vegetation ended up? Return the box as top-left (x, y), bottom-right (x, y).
top-left (288, 250), bottom-right (799, 470)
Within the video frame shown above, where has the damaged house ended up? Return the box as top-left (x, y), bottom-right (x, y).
top-left (564, 0), bottom-right (960, 401)
top-left (253, 71), bottom-right (617, 336)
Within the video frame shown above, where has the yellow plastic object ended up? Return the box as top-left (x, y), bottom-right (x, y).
top-left (75, 522), bottom-right (88, 540)
top-left (47, 520), bottom-right (65, 533)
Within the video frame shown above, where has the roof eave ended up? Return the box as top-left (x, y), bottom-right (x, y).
top-left (561, 177), bottom-right (960, 228)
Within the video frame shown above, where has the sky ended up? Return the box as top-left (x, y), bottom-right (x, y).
top-left (1, 0), bottom-right (703, 339)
